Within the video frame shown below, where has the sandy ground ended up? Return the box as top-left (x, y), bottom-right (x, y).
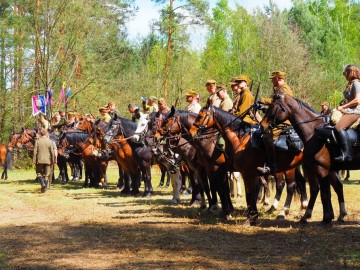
top-left (0, 169), bottom-right (359, 270)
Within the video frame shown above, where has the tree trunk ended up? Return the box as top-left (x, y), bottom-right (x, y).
top-left (163, 0), bottom-right (174, 99)
top-left (34, 0), bottom-right (41, 94)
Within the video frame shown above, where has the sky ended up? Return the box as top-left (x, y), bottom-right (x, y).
top-left (126, 0), bottom-right (293, 48)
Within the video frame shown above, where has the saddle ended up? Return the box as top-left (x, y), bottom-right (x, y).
top-left (315, 124), bottom-right (360, 147)
top-left (251, 125), bottom-right (303, 153)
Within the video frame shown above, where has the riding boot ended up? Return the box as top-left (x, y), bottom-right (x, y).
top-left (257, 133), bottom-right (277, 175)
top-left (39, 177), bottom-right (47, 193)
top-left (334, 129), bottom-right (352, 162)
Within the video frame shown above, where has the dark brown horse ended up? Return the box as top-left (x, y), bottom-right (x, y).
top-left (158, 108), bottom-right (234, 218)
top-left (260, 93), bottom-right (347, 224)
top-left (189, 105), bottom-right (305, 224)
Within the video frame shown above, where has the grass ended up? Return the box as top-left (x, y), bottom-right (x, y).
top-left (0, 167), bottom-right (359, 269)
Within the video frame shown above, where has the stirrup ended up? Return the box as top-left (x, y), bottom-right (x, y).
top-left (257, 165), bottom-right (271, 175)
top-left (333, 152), bottom-right (352, 162)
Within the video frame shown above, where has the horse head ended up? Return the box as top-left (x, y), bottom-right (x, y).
top-left (189, 106), bottom-right (214, 137)
top-left (260, 91), bottom-right (291, 133)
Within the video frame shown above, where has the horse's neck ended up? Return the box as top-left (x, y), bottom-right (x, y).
top-left (288, 103), bottom-right (322, 143)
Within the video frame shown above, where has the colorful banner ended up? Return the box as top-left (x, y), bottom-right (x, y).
top-left (32, 95), bottom-right (46, 116)
top-left (65, 87), bottom-right (72, 104)
top-left (45, 88), bottom-right (54, 106)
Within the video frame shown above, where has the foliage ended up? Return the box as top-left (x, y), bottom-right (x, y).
top-left (0, 0), bottom-right (359, 141)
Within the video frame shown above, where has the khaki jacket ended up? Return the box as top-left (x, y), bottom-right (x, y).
top-left (219, 95), bottom-right (233, 112)
top-left (33, 137), bottom-right (55, 165)
top-left (186, 101), bottom-right (201, 113)
top-left (233, 87), bottom-right (256, 125)
top-left (209, 93), bottom-right (221, 107)
top-left (101, 113), bottom-right (111, 123)
top-left (143, 103), bottom-right (159, 113)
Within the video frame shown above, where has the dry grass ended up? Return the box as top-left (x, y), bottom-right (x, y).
top-left (0, 168), bottom-right (359, 269)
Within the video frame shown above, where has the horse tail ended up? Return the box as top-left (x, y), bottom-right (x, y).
top-left (5, 148), bottom-right (12, 170)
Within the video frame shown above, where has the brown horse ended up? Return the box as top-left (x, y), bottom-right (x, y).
top-left (0, 144), bottom-right (12, 180)
top-left (259, 93), bottom-right (347, 224)
top-left (157, 108), bottom-right (234, 217)
top-left (189, 105), bottom-right (305, 225)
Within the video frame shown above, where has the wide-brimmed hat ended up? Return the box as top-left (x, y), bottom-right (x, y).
top-left (215, 84), bottom-right (227, 93)
top-left (184, 90), bottom-right (198, 97)
top-left (158, 97), bottom-right (166, 105)
top-left (205, 79), bottom-right (216, 86)
top-left (148, 96), bottom-right (157, 101)
top-left (321, 101), bottom-right (329, 107)
top-left (235, 75), bottom-right (251, 85)
top-left (269, 71), bottom-right (286, 79)
top-left (99, 107), bottom-right (110, 113)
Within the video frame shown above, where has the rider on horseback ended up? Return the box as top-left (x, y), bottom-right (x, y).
top-left (257, 70), bottom-right (294, 175)
top-left (333, 64), bottom-right (360, 162)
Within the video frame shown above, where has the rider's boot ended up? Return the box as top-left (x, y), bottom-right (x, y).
top-left (334, 129), bottom-right (352, 162)
top-left (257, 133), bottom-right (277, 175)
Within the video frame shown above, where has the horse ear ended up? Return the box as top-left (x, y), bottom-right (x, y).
top-left (171, 106), bottom-right (176, 115)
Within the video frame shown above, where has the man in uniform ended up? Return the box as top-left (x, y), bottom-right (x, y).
top-left (321, 101), bottom-right (332, 123)
top-left (158, 98), bottom-right (170, 114)
top-left (50, 111), bottom-right (66, 133)
top-left (216, 84), bottom-right (233, 112)
top-left (99, 107), bottom-right (111, 123)
top-left (33, 128), bottom-right (55, 193)
top-left (185, 90), bottom-right (201, 113)
top-left (128, 104), bottom-right (141, 123)
top-left (231, 75), bottom-right (257, 125)
top-left (66, 112), bottom-right (77, 128)
top-left (107, 101), bottom-right (120, 118)
top-left (257, 70), bottom-right (294, 175)
top-left (206, 79), bottom-right (221, 107)
top-left (142, 96), bottom-right (158, 113)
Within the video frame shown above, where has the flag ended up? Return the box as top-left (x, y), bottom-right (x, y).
top-left (32, 95), bottom-right (46, 116)
top-left (65, 87), bottom-right (72, 104)
top-left (58, 82), bottom-right (66, 104)
top-left (45, 88), bottom-right (54, 106)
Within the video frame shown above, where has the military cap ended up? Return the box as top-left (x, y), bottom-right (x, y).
top-left (269, 70), bottom-right (286, 79)
top-left (235, 75), bottom-right (251, 85)
top-left (158, 97), bottom-right (166, 105)
top-left (108, 101), bottom-right (115, 106)
top-left (228, 77), bottom-right (238, 85)
top-left (148, 96), bottom-right (157, 101)
top-left (67, 112), bottom-right (75, 117)
top-left (184, 90), bottom-right (198, 97)
top-left (99, 107), bottom-right (110, 113)
top-left (128, 103), bottom-right (137, 108)
top-left (205, 79), bottom-right (216, 86)
top-left (321, 101), bottom-right (329, 107)
top-left (215, 84), bottom-right (227, 93)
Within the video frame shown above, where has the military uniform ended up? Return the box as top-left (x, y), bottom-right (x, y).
top-left (50, 117), bottom-right (66, 133)
top-left (233, 87), bottom-right (256, 125)
top-left (258, 71), bottom-right (293, 175)
top-left (185, 90), bottom-right (201, 113)
top-left (99, 107), bottom-right (111, 123)
top-left (33, 132), bottom-right (55, 192)
top-left (142, 96), bottom-right (159, 113)
top-left (158, 97), bottom-right (170, 114)
top-left (209, 93), bottom-right (222, 107)
top-left (109, 109), bottom-right (120, 118)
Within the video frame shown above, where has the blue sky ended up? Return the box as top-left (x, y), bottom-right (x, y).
top-left (127, 0), bottom-right (293, 44)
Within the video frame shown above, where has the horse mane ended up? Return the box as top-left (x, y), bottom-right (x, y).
top-left (64, 132), bottom-right (90, 143)
top-left (293, 97), bottom-right (320, 115)
top-left (112, 116), bottom-right (137, 137)
top-left (212, 106), bottom-right (246, 131)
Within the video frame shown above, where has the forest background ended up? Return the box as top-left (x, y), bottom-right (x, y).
top-left (0, 0), bottom-right (359, 143)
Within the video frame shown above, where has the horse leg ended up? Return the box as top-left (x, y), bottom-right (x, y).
top-left (165, 171), bottom-right (171, 188)
top-left (188, 170), bottom-right (203, 207)
top-left (130, 171), bottom-right (140, 195)
top-left (243, 173), bottom-right (260, 225)
top-left (117, 165), bottom-right (125, 190)
top-left (213, 169), bottom-right (233, 219)
top-left (268, 173), bottom-right (284, 213)
top-left (278, 170), bottom-right (296, 219)
top-left (300, 165), bottom-right (319, 224)
top-left (170, 170), bottom-right (181, 205)
top-left (157, 165), bottom-right (166, 188)
top-left (295, 166), bottom-right (308, 209)
top-left (329, 171), bottom-right (347, 222)
top-left (318, 171), bottom-right (335, 224)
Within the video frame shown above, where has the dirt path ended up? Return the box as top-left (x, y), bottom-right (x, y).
top-left (0, 169), bottom-right (359, 269)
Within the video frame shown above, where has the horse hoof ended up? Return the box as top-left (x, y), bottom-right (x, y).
top-left (156, 183), bottom-right (164, 188)
top-left (170, 199), bottom-right (179, 205)
top-left (142, 192), bottom-right (151, 197)
top-left (267, 205), bottom-right (276, 214)
top-left (120, 188), bottom-right (131, 194)
top-left (318, 220), bottom-right (332, 227)
top-left (61, 181), bottom-right (67, 185)
top-left (276, 214), bottom-right (286, 220)
top-left (337, 217), bottom-right (345, 224)
top-left (164, 184), bottom-right (170, 188)
top-left (299, 217), bottom-right (308, 224)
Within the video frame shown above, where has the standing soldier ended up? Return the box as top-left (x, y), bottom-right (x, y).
top-left (107, 101), bottom-right (120, 118)
top-left (33, 128), bottom-right (55, 193)
top-left (184, 90), bottom-right (201, 113)
top-left (206, 79), bottom-right (221, 107)
top-left (216, 84), bottom-right (233, 112)
top-left (158, 98), bottom-right (170, 114)
top-left (231, 75), bottom-right (256, 125)
top-left (257, 70), bottom-right (294, 175)
top-left (142, 96), bottom-right (159, 113)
